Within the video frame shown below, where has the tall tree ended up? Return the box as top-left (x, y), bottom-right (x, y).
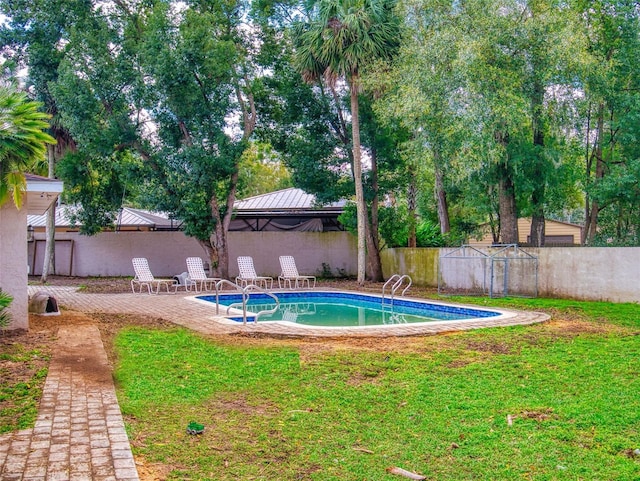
top-left (133, 1), bottom-right (259, 278)
top-left (577, 0), bottom-right (640, 245)
top-left (294, 0), bottom-right (399, 284)
top-left (15, 0), bottom-right (263, 279)
top-left (370, 0), bottom-right (465, 239)
top-left (0, 0), bottom-right (79, 279)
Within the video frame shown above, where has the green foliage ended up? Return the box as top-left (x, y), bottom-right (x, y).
top-left (377, 204), bottom-right (409, 248)
top-left (346, 203), bottom-right (452, 248)
top-left (0, 83), bottom-right (55, 208)
top-left (415, 220), bottom-right (445, 247)
top-left (589, 158), bottom-right (640, 246)
top-left (255, 45), bottom-right (355, 204)
top-left (237, 143), bottom-right (292, 198)
top-left (0, 289), bottom-right (13, 329)
top-left (55, 151), bottom-right (136, 234)
top-left (2, 0), bottom-right (639, 248)
top-left (294, 0), bottom-right (401, 82)
top-left (579, 0), bottom-right (640, 245)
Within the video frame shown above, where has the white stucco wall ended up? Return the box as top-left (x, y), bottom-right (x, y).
top-left (528, 247), bottom-right (640, 303)
top-left (382, 247), bottom-right (640, 303)
top-left (25, 231), bottom-right (639, 303)
top-left (28, 230), bottom-right (357, 279)
top-left (0, 202), bottom-right (29, 330)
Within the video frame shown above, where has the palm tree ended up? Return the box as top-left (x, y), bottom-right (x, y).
top-left (0, 83), bottom-right (55, 209)
top-left (295, 0), bottom-right (400, 285)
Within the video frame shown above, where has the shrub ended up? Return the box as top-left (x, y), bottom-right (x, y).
top-left (0, 289), bottom-right (13, 329)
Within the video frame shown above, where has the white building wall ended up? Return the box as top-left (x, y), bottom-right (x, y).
top-left (24, 231), bottom-right (640, 304)
top-left (0, 203), bottom-right (29, 330)
top-left (28, 231), bottom-right (357, 279)
top-left (383, 247), bottom-right (640, 303)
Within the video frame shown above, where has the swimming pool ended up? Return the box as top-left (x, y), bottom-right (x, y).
top-left (195, 291), bottom-right (506, 328)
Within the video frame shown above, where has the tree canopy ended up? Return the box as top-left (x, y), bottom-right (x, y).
top-left (1, 0), bottom-right (639, 280)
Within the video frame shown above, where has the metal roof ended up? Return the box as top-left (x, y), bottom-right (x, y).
top-left (234, 188), bottom-right (345, 212)
top-left (27, 188), bottom-right (345, 228)
top-left (27, 206), bottom-right (176, 229)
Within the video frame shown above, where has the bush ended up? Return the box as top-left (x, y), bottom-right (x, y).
top-left (0, 289), bottom-right (13, 329)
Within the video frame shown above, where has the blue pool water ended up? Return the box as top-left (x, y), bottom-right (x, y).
top-left (196, 291), bottom-right (501, 327)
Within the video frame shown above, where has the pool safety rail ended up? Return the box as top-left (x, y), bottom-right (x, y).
top-left (382, 274), bottom-right (412, 304)
top-left (212, 280), bottom-right (279, 324)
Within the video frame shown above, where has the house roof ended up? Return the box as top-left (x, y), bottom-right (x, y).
top-left (25, 174), bottom-right (64, 215)
top-left (27, 206), bottom-right (178, 229)
top-left (233, 188), bottom-right (345, 216)
top-left (27, 188), bottom-right (345, 228)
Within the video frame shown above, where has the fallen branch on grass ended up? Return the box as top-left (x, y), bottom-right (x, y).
top-left (353, 447), bottom-right (374, 454)
top-left (386, 466), bottom-right (427, 480)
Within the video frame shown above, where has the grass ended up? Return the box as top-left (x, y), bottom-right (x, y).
top-left (0, 344), bottom-right (50, 434)
top-left (114, 297), bottom-right (640, 480)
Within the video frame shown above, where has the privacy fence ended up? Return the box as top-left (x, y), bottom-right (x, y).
top-left (29, 231), bottom-right (639, 303)
top-left (28, 231), bottom-right (357, 280)
top-left (382, 246), bottom-right (639, 303)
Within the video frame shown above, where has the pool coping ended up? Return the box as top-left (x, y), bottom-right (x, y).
top-left (186, 289), bottom-right (550, 336)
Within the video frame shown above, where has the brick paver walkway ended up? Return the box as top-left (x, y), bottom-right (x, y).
top-left (0, 324), bottom-right (138, 481)
top-left (1, 286), bottom-right (549, 480)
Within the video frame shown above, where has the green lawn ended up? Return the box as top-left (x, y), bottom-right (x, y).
top-left (115, 297), bottom-right (640, 480)
top-left (0, 344), bottom-right (49, 434)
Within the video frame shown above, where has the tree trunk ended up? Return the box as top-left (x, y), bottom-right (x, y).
top-left (212, 222), bottom-right (229, 280)
top-left (433, 149), bottom-right (450, 234)
top-left (208, 193), bottom-right (227, 279)
top-left (366, 145), bottom-right (383, 282)
top-left (41, 144), bottom-right (57, 282)
top-left (41, 203), bottom-right (56, 280)
top-left (583, 102), bottom-right (606, 245)
top-left (495, 130), bottom-right (518, 244)
top-left (349, 76), bottom-right (367, 286)
top-left (528, 75), bottom-right (546, 247)
top-left (407, 172), bottom-right (417, 248)
top-left (498, 168), bottom-right (518, 244)
top-left (204, 76), bottom-right (252, 281)
top-left (197, 238), bottom-right (217, 275)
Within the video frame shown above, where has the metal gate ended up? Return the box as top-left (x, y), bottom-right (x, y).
top-left (438, 244), bottom-right (538, 298)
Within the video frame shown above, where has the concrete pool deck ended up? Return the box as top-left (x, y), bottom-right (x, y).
top-left (26, 286), bottom-right (550, 337)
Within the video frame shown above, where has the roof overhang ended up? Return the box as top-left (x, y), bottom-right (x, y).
top-left (25, 174), bottom-right (64, 215)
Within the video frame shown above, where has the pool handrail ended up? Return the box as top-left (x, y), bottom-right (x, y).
top-left (213, 279), bottom-right (280, 324)
top-left (243, 284), bottom-right (280, 322)
top-left (393, 275), bottom-right (412, 297)
top-left (382, 274), bottom-right (412, 304)
top-left (214, 280), bottom-right (244, 315)
top-left (382, 275), bottom-right (401, 300)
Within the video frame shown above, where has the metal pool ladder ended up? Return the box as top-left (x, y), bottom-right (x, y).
top-left (213, 280), bottom-right (280, 325)
top-left (382, 274), bottom-right (412, 305)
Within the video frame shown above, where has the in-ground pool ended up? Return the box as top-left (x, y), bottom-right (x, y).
top-left (195, 291), bottom-right (505, 327)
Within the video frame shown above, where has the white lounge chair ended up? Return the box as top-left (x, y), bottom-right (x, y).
top-left (278, 255), bottom-right (316, 289)
top-left (131, 257), bottom-right (176, 294)
top-left (186, 257), bottom-right (220, 292)
top-left (236, 256), bottom-right (273, 289)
